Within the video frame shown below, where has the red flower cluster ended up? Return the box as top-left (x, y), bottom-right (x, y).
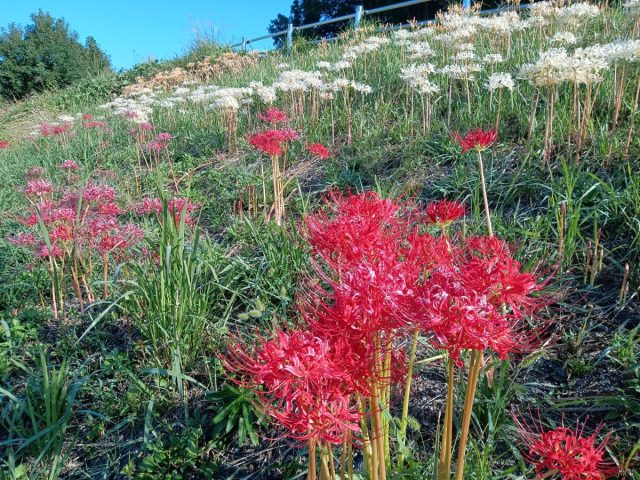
top-left (307, 143), bottom-right (332, 159)
top-left (145, 132), bottom-right (173, 153)
top-left (59, 160), bottom-right (80, 171)
top-left (0, 140), bottom-right (9, 149)
top-left (134, 196), bottom-right (198, 226)
top-left (225, 190), bottom-right (549, 446)
top-left (83, 119), bottom-right (109, 130)
top-left (258, 107), bottom-right (288, 125)
top-left (426, 200), bottom-right (465, 226)
top-left (516, 416), bottom-right (618, 480)
top-left (12, 168), bottom-right (142, 261)
top-left (454, 128), bottom-right (497, 153)
top-left (40, 122), bottom-right (73, 137)
top-left (248, 128), bottom-right (299, 157)
top-left (224, 329), bottom-right (360, 444)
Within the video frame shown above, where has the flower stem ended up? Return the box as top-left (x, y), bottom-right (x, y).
top-left (477, 151), bottom-right (494, 237)
top-left (398, 329), bottom-right (420, 467)
top-left (454, 350), bottom-right (483, 480)
top-left (309, 439), bottom-right (317, 480)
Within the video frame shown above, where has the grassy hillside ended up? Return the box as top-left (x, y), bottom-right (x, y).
top-left (0, 2), bottom-right (639, 479)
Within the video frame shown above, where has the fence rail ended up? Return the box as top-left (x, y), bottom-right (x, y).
top-left (231, 0), bottom-right (527, 52)
top-left (232, 0), bottom-right (433, 51)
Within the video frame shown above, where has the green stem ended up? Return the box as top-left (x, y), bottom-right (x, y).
top-left (398, 329), bottom-right (420, 467)
top-left (454, 351), bottom-right (482, 480)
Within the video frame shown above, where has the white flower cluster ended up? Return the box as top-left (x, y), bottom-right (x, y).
top-left (440, 63), bottom-right (482, 80)
top-left (407, 41), bottom-right (434, 59)
top-left (624, 0), bottom-right (640, 14)
top-left (99, 89), bottom-right (158, 123)
top-left (550, 31), bottom-right (578, 45)
top-left (477, 11), bottom-right (526, 35)
top-left (520, 43), bottom-right (611, 86)
top-left (400, 63), bottom-right (439, 94)
top-left (527, 1), bottom-right (559, 28)
top-left (392, 27), bottom-right (433, 45)
top-left (483, 53), bottom-right (504, 65)
top-left (208, 87), bottom-right (254, 111)
top-left (485, 72), bottom-right (515, 91)
top-left (249, 81), bottom-right (277, 104)
top-left (519, 48), bottom-right (570, 86)
top-left (273, 69), bottom-right (324, 92)
top-left (321, 78), bottom-right (373, 95)
top-left (317, 60), bottom-right (352, 71)
top-left (342, 36), bottom-right (390, 61)
top-left (557, 2), bottom-right (600, 27)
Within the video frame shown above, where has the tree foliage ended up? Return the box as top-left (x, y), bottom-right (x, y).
top-left (267, 0), bottom-right (450, 47)
top-left (0, 11), bottom-right (111, 100)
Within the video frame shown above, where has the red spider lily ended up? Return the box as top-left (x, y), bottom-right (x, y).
top-left (59, 160), bottom-right (79, 171)
top-left (412, 266), bottom-right (515, 364)
top-left (300, 190), bottom-right (430, 397)
top-left (515, 414), bottom-right (618, 480)
top-left (145, 140), bottom-right (167, 153)
top-left (156, 132), bottom-right (173, 142)
top-left (0, 140), bottom-right (9, 149)
top-left (83, 120), bottom-right (109, 129)
top-left (82, 114), bottom-right (93, 120)
top-left (304, 189), bottom-right (405, 269)
top-left (277, 127), bottom-right (300, 142)
top-left (426, 200), bottom-right (465, 226)
top-left (8, 232), bottom-right (36, 247)
top-left (307, 143), bottom-right (332, 159)
top-left (463, 236), bottom-right (549, 319)
top-left (248, 128), bottom-right (299, 157)
top-left (82, 184), bottom-right (116, 203)
top-left (453, 128), bottom-right (497, 153)
top-left (248, 130), bottom-right (284, 157)
top-left (26, 167), bottom-right (45, 179)
top-left (223, 328), bottom-right (361, 445)
top-left (36, 243), bottom-right (64, 258)
top-left (258, 107), bottom-right (288, 125)
top-left (133, 197), bottom-right (198, 226)
top-left (24, 180), bottom-right (53, 196)
top-left (40, 122), bottom-right (73, 137)
top-left (401, 232), bottom-right (549, 364)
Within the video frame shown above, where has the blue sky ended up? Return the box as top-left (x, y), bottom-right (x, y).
top-left (0, 1), bottom-right (292, 70)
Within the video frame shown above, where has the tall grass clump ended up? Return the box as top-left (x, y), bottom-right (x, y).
top-left (0, 351), bottom-right (84, 479)
top-left (124, 199), bottom-right (222, 372)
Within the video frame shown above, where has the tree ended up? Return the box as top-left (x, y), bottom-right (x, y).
top-left (0, 11), bottom-right (111, 100)
top-left (267, 0), bottom-right (451, 47)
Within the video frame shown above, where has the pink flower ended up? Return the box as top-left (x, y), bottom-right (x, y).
top-left (134, 198), bottom-right (162, 215)
top-left (83, 120), bottom-right (109, 129)
top-left (82, 184), bottom-right (115, 203)
top-left (0, 140), bottom-right (9, 149)
top-left (24, 179), bottom-right (53, 196)
top-left (8, 232), bottom-right (36, 247)
top-left (40, 123), bottom-right (72, 137)
top-left (145, 140), bottom-right (166, 153)
top-left (156, 132), bottom-right (173, 142)
top-left (26, 167), bottom-right (45, 179)
top-left (59, 160), bottom-right (79, 171)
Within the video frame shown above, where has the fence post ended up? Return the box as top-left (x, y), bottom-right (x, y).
top-left (286, 22), bottom-right (293, 52)
top-left (463, 0), bottom-right (471, 10)
top-left (354, 5), bottom-right (364, 31)
top-left (241, 36), bottom-right (247, 52)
